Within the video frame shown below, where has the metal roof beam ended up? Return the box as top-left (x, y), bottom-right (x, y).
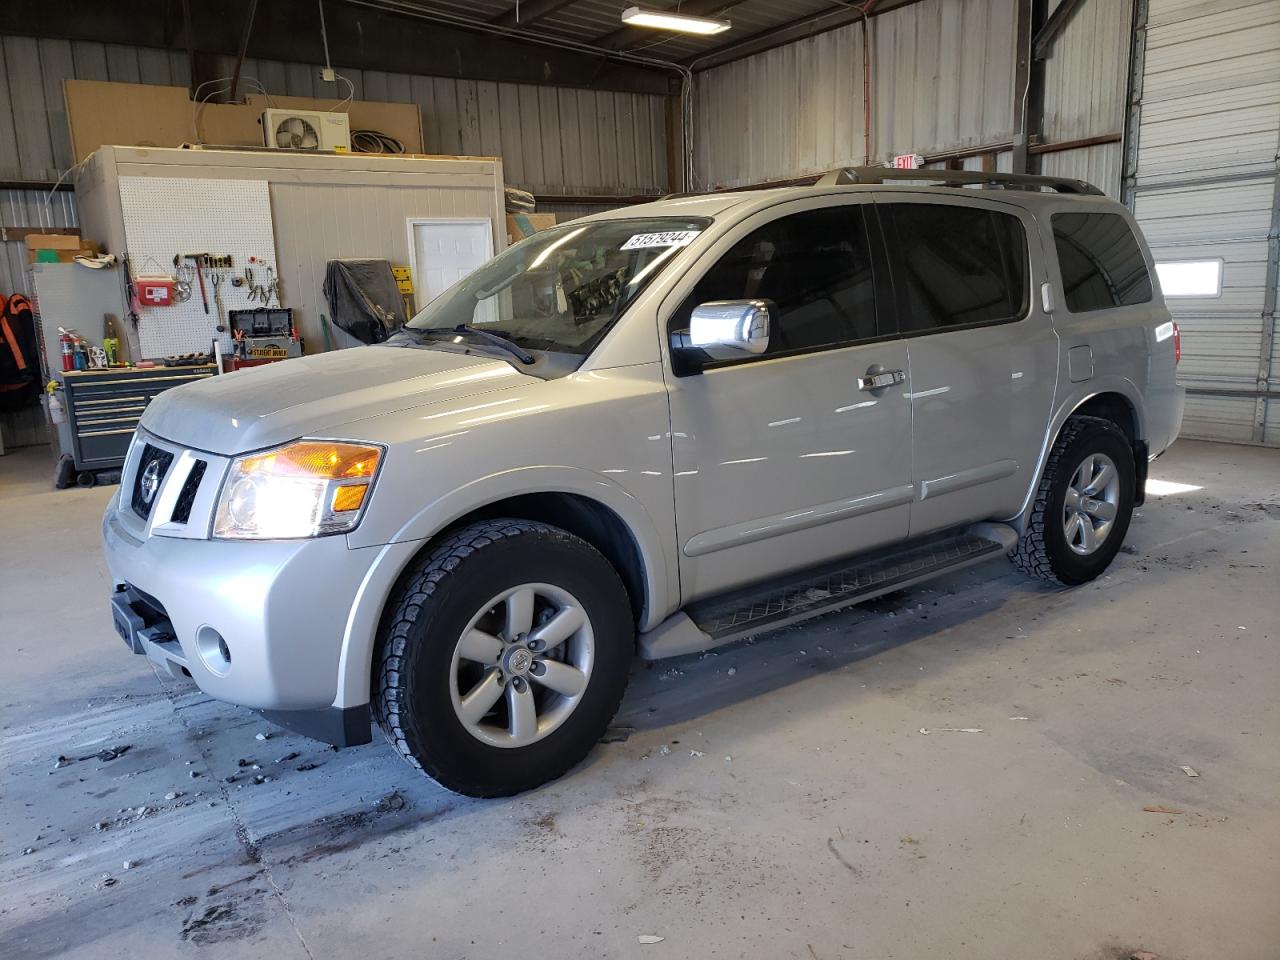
top-left (490, 0), bottom-right (578, 28)
top-left (1032, 0), bottom-right (1089, 60)
top-left (680, 0), bottom-right (924, 71)
top-left (3, 0), bottom-right (675, 95)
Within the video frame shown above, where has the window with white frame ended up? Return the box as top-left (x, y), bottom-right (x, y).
top-left (1155, 259), bottom-right (1223, 298)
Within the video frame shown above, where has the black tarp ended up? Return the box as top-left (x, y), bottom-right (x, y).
top-left (322, 259), bottom-right (406, 345)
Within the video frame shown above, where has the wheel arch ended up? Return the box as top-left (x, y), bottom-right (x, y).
top-left (1012, 382), bottom-right (1148, 532)
top-left (332, 471), bottom-right (673, 710)
top-left (431, 491), bottom-right (649, 626)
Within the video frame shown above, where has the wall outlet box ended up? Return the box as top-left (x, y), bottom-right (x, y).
top-left (320, 67), bottom-right (337, 82)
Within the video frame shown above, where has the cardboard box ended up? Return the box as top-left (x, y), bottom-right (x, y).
top-left (25, 233), bottom-right (97, 264)
top-left (506, 213), bottom-right (557, 244)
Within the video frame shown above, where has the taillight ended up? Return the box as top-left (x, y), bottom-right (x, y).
top-left (1173, 322), bottom-right (1181, 364)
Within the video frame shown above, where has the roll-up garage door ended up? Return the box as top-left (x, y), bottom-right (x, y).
top-left (1128, 0), bottom-right (1280, 445)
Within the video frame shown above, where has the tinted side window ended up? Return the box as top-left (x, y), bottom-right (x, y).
top-left (887, 204), bottom-right (1029, 333)
top-left (671, 205), bottom-right (879, 357)
top-left (1052, 212), bottom-right (1153, 312)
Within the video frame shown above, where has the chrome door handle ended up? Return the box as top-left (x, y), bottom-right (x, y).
top-left (857, 369), bottom-right (905, 391)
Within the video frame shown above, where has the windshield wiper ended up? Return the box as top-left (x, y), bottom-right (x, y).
top-left (410, 324), bottom-right (536, 365)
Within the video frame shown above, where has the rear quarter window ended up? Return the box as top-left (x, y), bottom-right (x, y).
top-left (1052, 212), bottom-right (1153, 312)
top-left (885, 203), bottom-right (1029, 334)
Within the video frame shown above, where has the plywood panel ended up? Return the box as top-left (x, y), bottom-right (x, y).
top-left (64, 80), bottom-right (424, 165)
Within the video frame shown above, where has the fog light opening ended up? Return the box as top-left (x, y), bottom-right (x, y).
top-left (195, 625), bottom-right (232, 676)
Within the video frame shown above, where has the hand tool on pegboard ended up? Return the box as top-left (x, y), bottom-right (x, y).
top-left (184, 254), bottom-right (210, 314)
top-left (210, 269), bottom-right (226, 329)
top-left (171, 255), bottom-right (194, 303)
top-left (122, 255), bottom-right (143, 329)
top-left (265, 266), bottom-right (279, 306)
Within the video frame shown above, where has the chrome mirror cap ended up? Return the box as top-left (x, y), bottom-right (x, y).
top-left (688, 299), bottom-right (773, 356)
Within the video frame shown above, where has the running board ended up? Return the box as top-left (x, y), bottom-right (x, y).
top-left (638, 525), bottom-right (1015, 660)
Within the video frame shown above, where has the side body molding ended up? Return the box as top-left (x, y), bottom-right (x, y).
top-left (683, 484), bottom-right (916, 558)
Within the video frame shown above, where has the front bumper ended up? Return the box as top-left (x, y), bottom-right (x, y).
top-left (110, 582), bottom-right (372, 745)
top-left (103, 495), bottom-right (383, 721)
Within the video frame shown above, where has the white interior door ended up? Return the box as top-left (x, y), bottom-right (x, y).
top-left (409, 218), bottom-right (494, 307)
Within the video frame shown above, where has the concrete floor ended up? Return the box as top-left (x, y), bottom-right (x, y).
top-left (1, 438), bottom-right (1277, 960)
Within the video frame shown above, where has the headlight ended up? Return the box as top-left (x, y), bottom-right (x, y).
top-left (213, 440), bottom-right (384, 540)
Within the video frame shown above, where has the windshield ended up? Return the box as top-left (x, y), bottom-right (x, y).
top-left (405, 217), bottom-right (710, 356)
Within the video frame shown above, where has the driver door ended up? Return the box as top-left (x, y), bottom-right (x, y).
top-left (663, 198), bottom-right (914, 602)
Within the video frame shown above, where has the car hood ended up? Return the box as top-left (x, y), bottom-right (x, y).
top-left (141, 346), bottom-right (527, 455)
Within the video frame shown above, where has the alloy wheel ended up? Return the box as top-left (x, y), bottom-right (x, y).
top-left (448, 583), bottom-right (595, 748)
top-left (1062, 452), bottom-right (1122, 556)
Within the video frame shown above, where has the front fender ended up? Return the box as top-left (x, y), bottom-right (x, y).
top-left (332, 466), bottom-right (676, 709)
top-left (393, 465), bottom-right (675, 624)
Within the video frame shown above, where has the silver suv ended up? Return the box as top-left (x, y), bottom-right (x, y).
top-left (104, 168), bottom-right (1184, 797)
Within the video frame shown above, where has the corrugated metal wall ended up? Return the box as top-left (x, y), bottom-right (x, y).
top-left (1131, 0), bottom-right (1280, 445)
top-left (0, 34), bottom-right (669, 299)
top-left (0, 188), bottom-right (77, 299)
top-left (0, 34), bottom-right (668, 195)
top-left (224, 56), bottom-right (668, 199)
top-left (1039, 0), bottom-right (1130, 196)
top-left (692, 0), bottom-right (1019, 189)
top-left (692, 0), bottom-right (1132, 197)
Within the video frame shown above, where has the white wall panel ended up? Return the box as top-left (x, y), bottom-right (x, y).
top-left (693, 0), bottom-right (1019, 189)
top-left (1132, 0), bottom-right (1280, 444)
top-left (1037, 0), bottom-right (1130, 197)
top-left (1042, 0), bottom-right (1129, 145)
top-left (1040, 142), bottom-right (1124, 199)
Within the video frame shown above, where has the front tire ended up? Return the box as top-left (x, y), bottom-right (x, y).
top-left (373, 519), bottom-right (634, 797)
top-left (1012, 415), bottom-right (1136, 586)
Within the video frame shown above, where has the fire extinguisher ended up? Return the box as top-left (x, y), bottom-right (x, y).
top-left (59, 331), bottom-right (74, 371)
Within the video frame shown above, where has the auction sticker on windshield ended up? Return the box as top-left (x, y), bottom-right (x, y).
top-left (619, 230), bottom-right (701, 251)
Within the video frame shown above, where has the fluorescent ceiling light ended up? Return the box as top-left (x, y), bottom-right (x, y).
top-left (621, 6), bottom-right (731, 35)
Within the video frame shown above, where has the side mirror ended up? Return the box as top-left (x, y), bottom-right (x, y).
top-left (687, 299), bottom-right (773, 358)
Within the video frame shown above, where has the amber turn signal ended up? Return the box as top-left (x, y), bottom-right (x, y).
top-left (331, 484), bottom-right (369, 513)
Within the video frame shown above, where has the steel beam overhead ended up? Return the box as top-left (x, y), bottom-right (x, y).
top-left (679, 0), bottom-right (925, 70)
top-left (3, 0), bottom-right (674, 95)
top-left (1032, 0), bottom-right (1089, 60)
top-left (490, 0), bottom-right (579, 28)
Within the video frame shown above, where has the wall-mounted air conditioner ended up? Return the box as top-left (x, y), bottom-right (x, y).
top-left (261, 110), bottom-right (351, 152)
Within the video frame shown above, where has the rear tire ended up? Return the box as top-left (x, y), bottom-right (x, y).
top-left (1012, 415), bottom-right (1136, 586)
top-left (373, 518), bottom-right (633, 798)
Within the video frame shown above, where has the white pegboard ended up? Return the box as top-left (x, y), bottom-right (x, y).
top-left (119, 176), bottom-right (279, 358)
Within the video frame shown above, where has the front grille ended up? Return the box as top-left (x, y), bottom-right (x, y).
top-left (130, 444), bottom-right (175, 520)
top-left (170, 460), bottom-right (207, 524)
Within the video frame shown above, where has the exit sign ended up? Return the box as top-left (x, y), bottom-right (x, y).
top-left (892, 153), bottom-right (923, 169)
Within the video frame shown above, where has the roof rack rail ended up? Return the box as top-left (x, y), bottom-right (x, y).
top-left (815, 166), bottom-right (1104, 195)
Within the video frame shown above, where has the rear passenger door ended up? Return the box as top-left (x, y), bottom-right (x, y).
top-left (877, 196), bottom-right (1058, 536)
